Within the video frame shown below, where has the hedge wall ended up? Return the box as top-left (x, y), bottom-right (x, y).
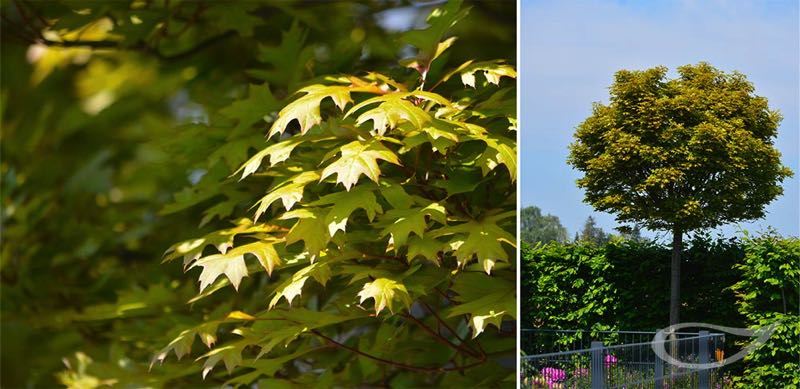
top-left (521, 235), bottom-right (745, 331)
top-left (730, 235), bottom-right (800, 388)
top-left (521, 233), bottom-right (798, 386)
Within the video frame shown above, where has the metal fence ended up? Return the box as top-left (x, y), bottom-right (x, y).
top-left (521, 329), bottom-right (726, 389)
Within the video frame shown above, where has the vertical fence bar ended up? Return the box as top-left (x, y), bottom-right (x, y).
top-left (591, 341), bottom-right (604, 389)
top-left (654, 350), bottom-right (663, 389)
top-left (699, 331), bottom-right (709, 389)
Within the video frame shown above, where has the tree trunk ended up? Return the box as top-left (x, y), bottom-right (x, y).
top-left (669, 227), bottom-right (683, 326)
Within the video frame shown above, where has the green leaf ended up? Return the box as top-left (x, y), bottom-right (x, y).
top-left (219, 83), bottom-right (280, 133)
top-left (309, 185), bottom-right (383, 235)
top-left (253, 171), bottom-right (320, 221)
top-left (269, 82), bottom-right (377, 137)
top-left (249, 21), bottom-right (314, 89)
top-left (350, 93), bottom-right (431, 136)
top-left (269, 262), bottom-right (332, 308)
top-left (448, 272), bottom-right (515, 337)
top-left (381, 203), bottom-right (447, 249)
top-left (164, 219), bottom-right (280, 267)
top-left (200, 344), bottom-right (243, 379)
top-left (152, 329), bottom-right (195, 366)
top-left (280, 208), bottom-right (331, 258)
top-left (320, 138), bottom-right (401, 190)
top-left (235, 137), bottom-right (304, 180)
top-left (477, 135), bottom-right (517, 181)
top-left (237, 240), bottom-right (282, 276)
top-left (357, 278), bottom-right (412, 314)
top-left (407, 235), bottom-right (444, 264)
top-left (205, 4), bottom-right (261, 37)
top-left (400, 0), bottom-right (470, 73)
top-left (459, 60), bottom-right (517, 88)
top-left (432, 211), bottom-right (515, 274)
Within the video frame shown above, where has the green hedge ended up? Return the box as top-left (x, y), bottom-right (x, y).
top-left (730, 234), bottom-right (800, 388)
top-left (522, 234), bottom-right (797, 385)
top-left (522, 235), bottom-right (745, 331)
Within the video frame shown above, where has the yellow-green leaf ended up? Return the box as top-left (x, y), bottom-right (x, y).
top-left (357, 278), bottom-right (412, 314)
top-left (320, 139), bottom-right (400, 190)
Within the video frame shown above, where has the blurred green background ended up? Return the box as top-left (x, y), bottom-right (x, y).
top-left (0, 1), bottom-right (515, 387)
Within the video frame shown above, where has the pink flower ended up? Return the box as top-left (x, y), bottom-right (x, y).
top-left (541, 367), bottom-right (566, 387)
top-left (605, 354), bottom-right (618, 366)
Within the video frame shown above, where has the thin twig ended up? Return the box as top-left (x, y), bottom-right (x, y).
top-left (400, 312), bottom-right (482, 359)
top-left (310, 329), bottom-right (485, 373)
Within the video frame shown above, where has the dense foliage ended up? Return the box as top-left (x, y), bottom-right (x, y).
top-left (1, 1), bottom-right (516, 387)
top-left (567, 63), bottom-right (793, 327)
top-left (521, 235), bottom-right (745, 332)
top-left (521, 234), bottom-right (799, 386)
top-left (568, 63), bottom-right (792, 233)
top-left (730, 235), bottom-right (800, 388)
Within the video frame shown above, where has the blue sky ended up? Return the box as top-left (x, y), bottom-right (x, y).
top-left (520, 0), bottom-right (800, 240)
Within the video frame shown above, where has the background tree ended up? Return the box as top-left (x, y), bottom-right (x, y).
top-left (1, 1), bottom-right (516, 387)
top-left (578, 216), bottom-right (610, 246)
top-left (615, 225), bottom-right (645, 242)
top-left (568, 63), bottom-right (793, 326)
top-left (521, 205), bottom-right (569, 244)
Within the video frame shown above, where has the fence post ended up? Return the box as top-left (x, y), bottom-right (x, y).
top-left (699, 330), bottom-right (709, 389)
top-left (591, 341), bottom-right (604, 389)
top-left (654, 351), bottom-right (663, 389)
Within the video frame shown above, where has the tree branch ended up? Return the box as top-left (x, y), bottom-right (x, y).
top-left (400, 312), bottom-right (483, 360)
top-left (310, 329), bottom-right (485, 373)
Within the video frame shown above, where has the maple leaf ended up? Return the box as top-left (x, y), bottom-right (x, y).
top-left (235, 240), bottom-right (282, 276)
top-left (163, 219), bottom-right (280, 267)
top-left (431, 211), bottom-right (515, 273)
top-left (280, 208), bottom-right (331, 258)
top-left (308, 185), bottom-right (383, 235)
top-left (269, 262), bottom-right (332, 308)
top-left (448, 272), bottom-right (515, 337)
top-left (219, 83), bottom-right (279, 133)
top-left (459, 60), bottom-right (517, 88)
top-left (357, 278), bottom-right (412, 314)
top-left (378, 181), bottom-right (415, 209)
top-left (248, 21), bottom-right (314, 89)
top-left (200, 344), bottom-right (243, 379)
top-left (400, 0), bottom-right (470, 74)
top-left (381, 203), bottom-right (447, 249)
top-left (346, 91), bottom-right (451, 135)
top-left (205, 4), bottom-right (261, 37)
top-left (476, 135), bottom-right (517, 182)
top-left (269, 82), bottom-right (379, 137)
top-left (406, 235), bottom-right (444, 264)
top-left (252, 171), bottom-right (320, 221)
top-left (152, 329), bottom-right (195, 367)
top-left (186, 240), bottom-right (283, 292)
top-left (320, 138), bottom-right (400, 190)
top-left (190, 251), bottom-right (248, 293)
top-left (400, 119), bottom-right (461, 154)
top-left (235, 137), bottom-right (304, 180)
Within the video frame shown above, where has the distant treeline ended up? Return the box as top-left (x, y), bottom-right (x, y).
top-left (521, 205), bottom-right (643, 245)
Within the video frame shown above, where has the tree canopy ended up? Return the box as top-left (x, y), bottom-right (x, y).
top-left (568, 63), bottom-right (792, 326)
top-left (568, 63), bottom-right (792, 233)
top-left (1, 1), bottom-right (517, 387)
